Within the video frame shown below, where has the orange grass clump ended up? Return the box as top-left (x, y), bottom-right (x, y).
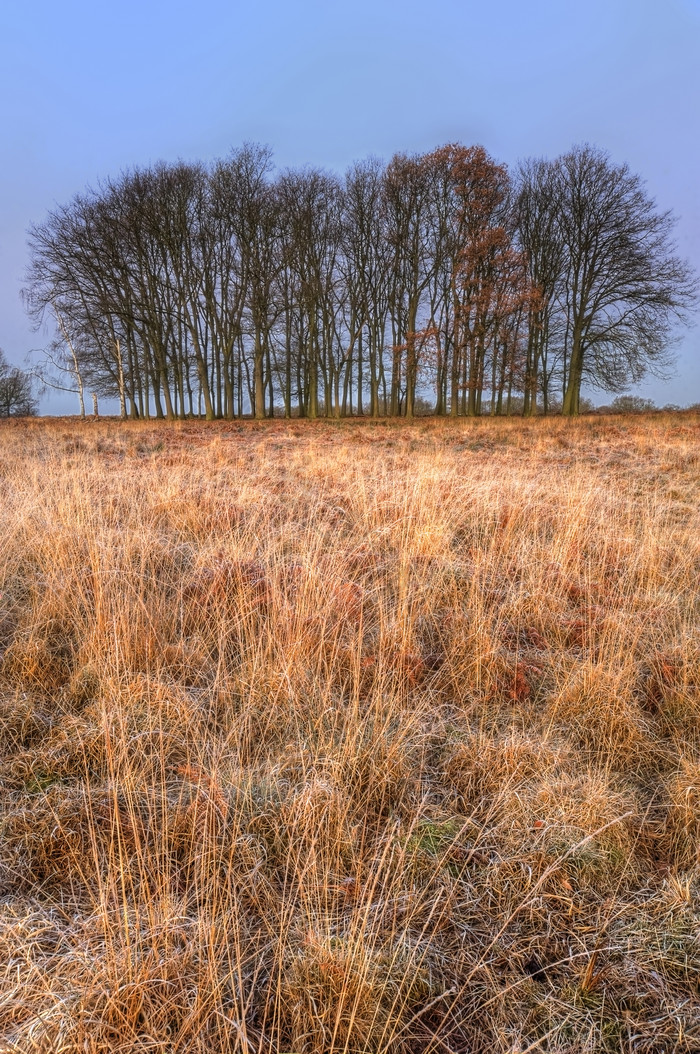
top-left (0, 412), bottom-right (699, 1053)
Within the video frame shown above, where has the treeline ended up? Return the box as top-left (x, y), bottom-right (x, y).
top-left (25, 143), bottom-right (695, 419)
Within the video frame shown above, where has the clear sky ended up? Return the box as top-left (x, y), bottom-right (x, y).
top-left (1, 0), bottom-right (699, 412)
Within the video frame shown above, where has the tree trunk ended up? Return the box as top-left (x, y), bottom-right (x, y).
top-left (254, 330), bottom-right (265, 420)
top-left (562, 325), bottom-right (584, 415)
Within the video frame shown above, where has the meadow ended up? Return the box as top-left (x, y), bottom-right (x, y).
top-left (0, 413), bottom-right (698, 1053)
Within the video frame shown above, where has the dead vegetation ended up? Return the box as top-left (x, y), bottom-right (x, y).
top-left (0, 413), bottom-right (699, 1053)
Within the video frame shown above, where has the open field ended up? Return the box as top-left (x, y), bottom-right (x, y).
top-left (0, 414), bottom-right (699, 1053)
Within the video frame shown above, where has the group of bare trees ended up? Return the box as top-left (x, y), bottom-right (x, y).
top-left (24, 142), bottom-right (696, 419)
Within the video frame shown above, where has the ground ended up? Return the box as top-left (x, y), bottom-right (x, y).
top-left (0, 414), bottom-right (699, 1053)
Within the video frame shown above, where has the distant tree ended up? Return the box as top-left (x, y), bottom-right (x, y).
top-left (550, 145), bottom-right (696, 416)
top-left (608, 394), bottom-right (658, 413)
top-left (0, 350), bottom-right (38, 416)
top-left (542, 394), bottom-right (596, 415)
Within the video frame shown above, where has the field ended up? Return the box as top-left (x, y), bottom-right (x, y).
top-left (0, 413), bottom-right (699, 1053)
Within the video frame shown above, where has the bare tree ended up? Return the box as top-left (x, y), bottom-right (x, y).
top-left (428, 145), bottom-right (530, 416)
top-left (515, 158), bottom-right (565, 415)
top-left (277, 168), bottom-right (343, 419)
top-left (340, 158), bottom-right (391, 416)
top-left (384, 152), bottom-right (439, 418)
top-left (551, 145), bottom-right (696, 415)
top-left (25, 190), bottom-right (134, 419)
top-left (0, 350), bottom-right (38, 416)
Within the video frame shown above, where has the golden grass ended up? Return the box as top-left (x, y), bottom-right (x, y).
top-left (0, 412), bottom-right (698, 1053)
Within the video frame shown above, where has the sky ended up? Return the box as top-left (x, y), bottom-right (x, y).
top-left (1, 0), bottom-right (699, 413)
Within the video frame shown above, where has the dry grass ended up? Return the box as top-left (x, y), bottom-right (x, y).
top-left (0, 412), bottom-right (699, 1053)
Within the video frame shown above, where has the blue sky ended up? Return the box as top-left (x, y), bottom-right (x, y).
top-left (1, 0), bottom-right (699, 412)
